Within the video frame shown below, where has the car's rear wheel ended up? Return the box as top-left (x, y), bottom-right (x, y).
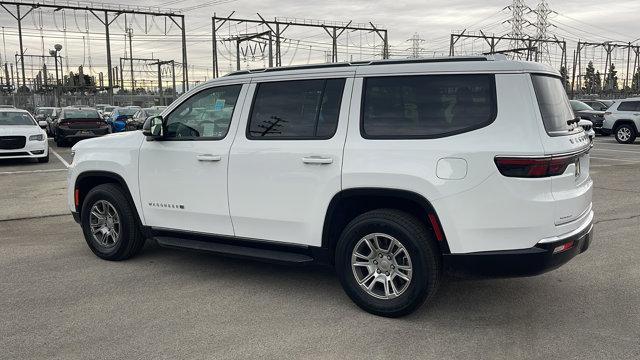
top-left (614, 124), bottom-right (636, 144)
top-left (81, 183), bottom-right (146, 261)
top-left (335, 209), bottom-right (441, 317)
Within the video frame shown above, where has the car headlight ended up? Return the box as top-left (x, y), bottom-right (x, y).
top-left (29, 134), bottom-right (45, 141)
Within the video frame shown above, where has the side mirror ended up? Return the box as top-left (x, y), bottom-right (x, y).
top-left (38, 120), bottom-right (48, 128)
top-left (142, 115), bottom-right (164, 139)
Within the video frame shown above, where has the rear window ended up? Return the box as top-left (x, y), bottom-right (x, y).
top-left (62, 109), bottom-right (100, 120)
top-left (531, 74), bottom-right (576, 136)
top-left (617, 101), bottom-right (640, 111)
top-left (361, 74), bottom-right (497, 139)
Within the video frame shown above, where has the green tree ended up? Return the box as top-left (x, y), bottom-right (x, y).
top-left (632, 68), bottom-right (640, 93)
top-left (583, 61), bottom-right (596, 93)
top-left (605, 62), bottom-right (618, 92)
top-left (594, 71), bottom-right (602, 93)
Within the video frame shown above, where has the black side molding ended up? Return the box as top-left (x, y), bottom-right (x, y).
top-left (155, 236), bottom-right (315, 265)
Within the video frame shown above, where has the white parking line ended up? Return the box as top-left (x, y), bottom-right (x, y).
top-left (592, 148), bottom-right (640, 154)
top-left (49, 147), bottom-right (70, 168)
top-left (590, 156), bottom-right (640, 163)
top-left (0, 168), bottom-right (67, 175)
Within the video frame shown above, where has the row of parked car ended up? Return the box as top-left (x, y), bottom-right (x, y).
top-left (33, 105), bottom-right (166, 146)
top-left (570, 98), bottom-right (640, 144)
top-left (0, 103), bottom-right (166, 164)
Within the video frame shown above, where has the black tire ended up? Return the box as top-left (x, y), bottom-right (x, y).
top-left (80, 183), bottom-right (146, 261)
top-left (335, 209), bottom-right (441, 317)
top-left (37, 153), bottom-right (49, 163)
top-left (614, 124), bottom-right (637, 144)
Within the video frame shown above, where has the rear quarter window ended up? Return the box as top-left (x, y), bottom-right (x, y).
top-left (616, 101), bottom-right (640, 112)
top-left (531, 74), bottom-right (576, 136)
top-left (361, 74), bottom-right (497, 139)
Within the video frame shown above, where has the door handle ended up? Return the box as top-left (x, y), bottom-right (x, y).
top-left (196, 154), bottom-right (222, 162)
top-left (302, 156), bottom-right (333, 165)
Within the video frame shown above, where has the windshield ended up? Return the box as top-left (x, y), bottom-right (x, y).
top-left (0, 111), bottom-right (36, 126)
top-left (117, 108), bottom-right (138, 116)
top-left (570, 100), bottom-right (594, 111)
top-left (62, 109), bottom-right (101, 120)
top-left (104, 107), bottom-right (115, 112)
top-left (36, 108), bottom-right (54, 116)
top-left (531, 74), bottom-right (576, 136)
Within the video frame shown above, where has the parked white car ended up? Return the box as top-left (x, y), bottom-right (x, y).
top-left (68, 56), bottom-right (593, 317)
top-left (0, 108), bottom-right (49, 163)
top-left (602, 98), bottom-right (640, 143)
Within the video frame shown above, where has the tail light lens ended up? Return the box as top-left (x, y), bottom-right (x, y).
top-left (495, 155), bottom-right (576, 178)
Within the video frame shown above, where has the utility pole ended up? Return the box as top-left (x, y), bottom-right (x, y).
top-left (127, 26), bottom-right (134, 91)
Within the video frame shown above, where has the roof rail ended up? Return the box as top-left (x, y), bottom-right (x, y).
top-left (224, 56), bottom-right (491, 76)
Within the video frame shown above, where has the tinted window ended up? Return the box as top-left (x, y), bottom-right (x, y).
top-left (531, 75), bottom-right (576, 136)
top-left (0, 111), bottom-right (35, 126)
top-left (62, 109), bottom-right (101, 120)
top-left (361, 74), bottom-right (496, 138)
top-left (617, 101), bottom-right (640, 111)
top-left (248, 79), bottom-right (345, 139)
top-left (165, 84), bottom-right (242, 139)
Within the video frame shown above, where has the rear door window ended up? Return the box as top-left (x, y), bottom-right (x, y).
top-left (531, 74), bottom-right (576, 136)
top-left (617, 101), bottom-right (640, 112)
top-left (361, 74), bottom-right (497, 139)
top-left (248, 79), bottom-right (346, 139)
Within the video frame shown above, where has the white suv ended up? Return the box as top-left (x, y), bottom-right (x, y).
top-left (602, 98), bottom-right (640, 143)
top-left (68, 57), bottom-right (593, 317)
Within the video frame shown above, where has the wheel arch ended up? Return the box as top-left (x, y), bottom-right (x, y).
top-left (74, 171), bottom-right (143, 226)
top-left (321, 188), bottom-right (450, 261)
top-left (613, 119), bottom-right (638, 133)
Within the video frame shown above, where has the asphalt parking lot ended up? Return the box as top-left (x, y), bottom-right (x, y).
top-left (1, 137), bottom-right (639, 359)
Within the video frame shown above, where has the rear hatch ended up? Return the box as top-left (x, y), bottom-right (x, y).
top-left (531, 74), bottom-right (592, 226)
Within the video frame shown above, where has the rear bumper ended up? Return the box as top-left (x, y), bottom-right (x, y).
top-left (444, 213), bottom-right (593, 278)
top-left (58, 128), bottom-right (110, 138)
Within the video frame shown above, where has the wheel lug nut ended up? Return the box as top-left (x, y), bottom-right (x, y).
top-left (373, 260), bottom-right (378, 264)
top-left (377, 269), bottom-right (381, 273)
top-left (385, 272), bottom-right (390, 276)
top-left (387, 255), bottom-right (391, 260)
top-left (379, 253), bottom-right (383, 258)
top-left (391, 265), bottom-right (395, 269)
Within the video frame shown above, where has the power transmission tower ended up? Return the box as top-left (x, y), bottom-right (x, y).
top-left (406, 33), bottom-right (425, 59)
top-left (532, 0), bottom-right (554, 64)
top-left (504, 0), bottom-right (530, 58)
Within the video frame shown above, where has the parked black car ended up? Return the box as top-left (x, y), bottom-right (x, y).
top-left (34, 107), bottom-right (61, 135)
top-left (570, 100), bottom-right (606, 134)
top-left (53, 107), bottom-right (110, 146)
top-left (577, 99), bottom-right (614, 112)
top-left (126, 106), bottom-right (167, 130)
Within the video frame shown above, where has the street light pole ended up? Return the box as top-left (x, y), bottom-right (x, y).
top-left (49, 44), bottom-right (62, 107)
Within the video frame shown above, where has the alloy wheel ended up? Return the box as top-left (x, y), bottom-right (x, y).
top-left (351, 233), bottom-right (413, 300)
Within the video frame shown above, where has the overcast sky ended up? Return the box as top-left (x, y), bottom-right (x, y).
top-left (1, 0), bottom-right (639, 87)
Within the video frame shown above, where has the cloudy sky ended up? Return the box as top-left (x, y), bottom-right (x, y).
top-left (1, 0), bottom-right (639, 88)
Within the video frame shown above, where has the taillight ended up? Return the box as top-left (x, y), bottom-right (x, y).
top-left (495, 155), bottom-right (576, 178)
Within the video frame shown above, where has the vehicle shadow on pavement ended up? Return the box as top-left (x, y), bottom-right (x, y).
top-left (136, 239), bottom-right (569, 322)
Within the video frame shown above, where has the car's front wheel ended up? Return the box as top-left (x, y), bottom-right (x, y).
top-left (81, 183), bottom-right (146, 261)
top-left (335, 209), bottom-right (441, 317)
top-left (614, 124), bottom-right (637, 144)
